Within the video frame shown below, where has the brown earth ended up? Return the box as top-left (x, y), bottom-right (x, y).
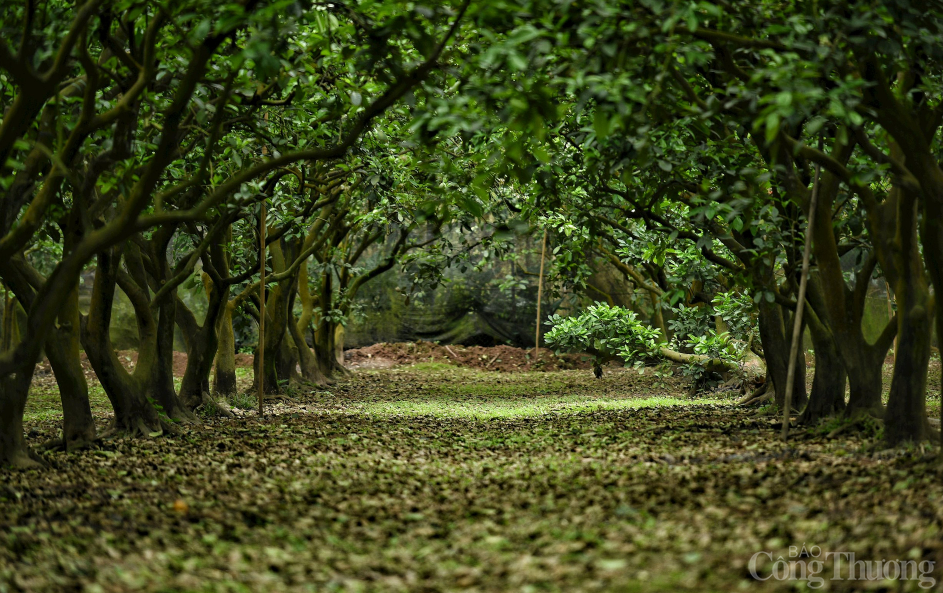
top-left (31, 342), bottom-right (583, 384)
top-left (344, 341), bottom-right (592, 372)
top-left (33, 350), bottom-right (256, 381)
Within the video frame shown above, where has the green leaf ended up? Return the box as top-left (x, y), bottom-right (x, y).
top-left (594, 110), bottom-right (610, 141)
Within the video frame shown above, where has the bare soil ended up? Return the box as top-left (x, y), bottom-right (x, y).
top-left (344, 341), bottom-right (592, 372)
top-left (33, 350), bottom-right (257, 381)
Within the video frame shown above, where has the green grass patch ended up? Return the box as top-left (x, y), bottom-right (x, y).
top-left (359, 393), bottom-right (726, 419)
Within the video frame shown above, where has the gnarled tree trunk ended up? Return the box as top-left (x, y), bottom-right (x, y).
top-left (883, 188), bottom-right (934, 445)
top-left (0, 363), bottom-right (41, 468)
top-left (44, 282), bottom-right (96, 450)
top-left (178, 271), bottom-right (230, 410)
top-left (797, 309), bottom-right (846, 424)
top-left (758, 299), bottom-right (808, 411)
top-left (292, 263), bottom-right (328, 384)
top-left (214, 302), bottom-right (238, 396)
top-left (81, 248), bottom-right (167, 437)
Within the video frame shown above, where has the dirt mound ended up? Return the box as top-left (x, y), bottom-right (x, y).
top-left (344, 341), bottom-right (591, 372)
top-left (31, 342), bottom-right (580, 383)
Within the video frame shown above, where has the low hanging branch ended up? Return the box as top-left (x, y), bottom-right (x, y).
top-left (544, 303), bottom-right (746, 377)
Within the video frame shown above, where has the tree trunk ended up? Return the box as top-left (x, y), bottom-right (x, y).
top-left (884, 300), bottom-right (933, 445)
top-left (758, 300), bottom-right (807, 410)
top-left (922, 200), bottom-right (943, 454)
top-left (277, 331), bottom-right (301, 385)
top-left (335, 324), bottom-right (345, 367)
top-left (806, 274), bottom-right (887, 419)
top-left (81, 249), bottom-right (164, 437)
top-left (884, 191), bottom-right (934, 446)
top-left (150, 294), bottom-right (189, 420)
top-left (797, 311), bottom-right (846, 424)
top-left (0, 363), bottom-right (42, 468)
top-left (313, 272), bottom-right (349, 378)
top-left (255, 282), bottom-right (287, 395)
top-left (316, 320), bottom-right (350, 378)
top-left (288, 295), bottom-right (327, 385)
top-left (213, 302), bottom-right (238, 396)
top-left (178, 276), bottom-right (229, 410)
top-left (292, 261), bottom-right (329, 384)
top-left (44, 282), bottom-right (96, 450)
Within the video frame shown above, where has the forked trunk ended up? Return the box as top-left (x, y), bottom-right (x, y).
top-left (150, 295), bottom-right (190, 420)
top-left (81, 249), bottom-right (165, 437)
top-left (178, 279), bottom-right (229, 410)
top-left (842, 353), bottom-right (885, 419)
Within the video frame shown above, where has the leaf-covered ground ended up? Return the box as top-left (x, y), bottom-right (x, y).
top-left (3, 362), bottom-right (943, 592)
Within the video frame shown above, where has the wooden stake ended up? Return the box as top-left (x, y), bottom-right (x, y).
top-left (782, 164), bottom-right (821, 441)
top-left (885, 279), bottom-right (896, 364)
top-left (1, 284), bottom-right (8, 351)
top-left (534, 229), bottom-right (548, 359)
top-left (258, 200), bottom-right (266, 417)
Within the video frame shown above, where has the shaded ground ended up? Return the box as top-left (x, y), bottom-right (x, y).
top-left (4, 360), bottom-right (943, 592)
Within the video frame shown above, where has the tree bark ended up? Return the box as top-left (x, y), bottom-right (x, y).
top-left (797, 309), bottom-right (846, 424)
top-left (0, 362), bottom-right (42, 468)
top-left (213, 302), bottom-right (238, 396)
top-left (254, 241), bottom-right (292, 394)
top-left (81, 248), bottom-right (165, 437)
top-left (43, 282), bottom-right (96, 450)
top-left (178, 272), bottom-right (230, 410)
top-left (758, 299), bottom-right (807, 410)
top-left (883, 189), bottom-right (934, 445)
top-left (314, 271), bottom-right (350, 378)
top-left (334, 324), bottom-right (346, 367)
top-left (288, 286), bottom-right (327, 385)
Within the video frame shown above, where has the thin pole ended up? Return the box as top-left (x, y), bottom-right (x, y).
top-left (534, 229), bottom-right (548, 359)
top-left (1, 284), bottom-right (8, 351)
top-left (258, 201), bottom-right (266, 417)
top-left (885, 279), bottom-right (896, 364)
top-left (782, 164), bottom-right (821, 441)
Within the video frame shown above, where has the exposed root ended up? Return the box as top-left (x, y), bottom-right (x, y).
top-left (166, 405), bottom-right (199, 425)
top-left (1, 447), bottom-right (46, 470)
top-left (844, 404), bottom-right (885, 421)
top-left (197, 392), bottom-right (235, 418)
top-left (99, 415), bottom-right (180, 440)
top-left (823, 416), bottom-right (886, 440)
top-left (826, 422), bottom-right (857, 439)
top-left (38, 437), bottom-right (96, 453)
top-left (160, 418), bottom-right (184, 436)
top-left (738, 383), bottom-right (771, 407)
top-left (262, 394), bottom-right (298, 404)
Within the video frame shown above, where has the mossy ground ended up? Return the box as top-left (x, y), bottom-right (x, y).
top-left (4, 361), bottom-right (943, 592)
